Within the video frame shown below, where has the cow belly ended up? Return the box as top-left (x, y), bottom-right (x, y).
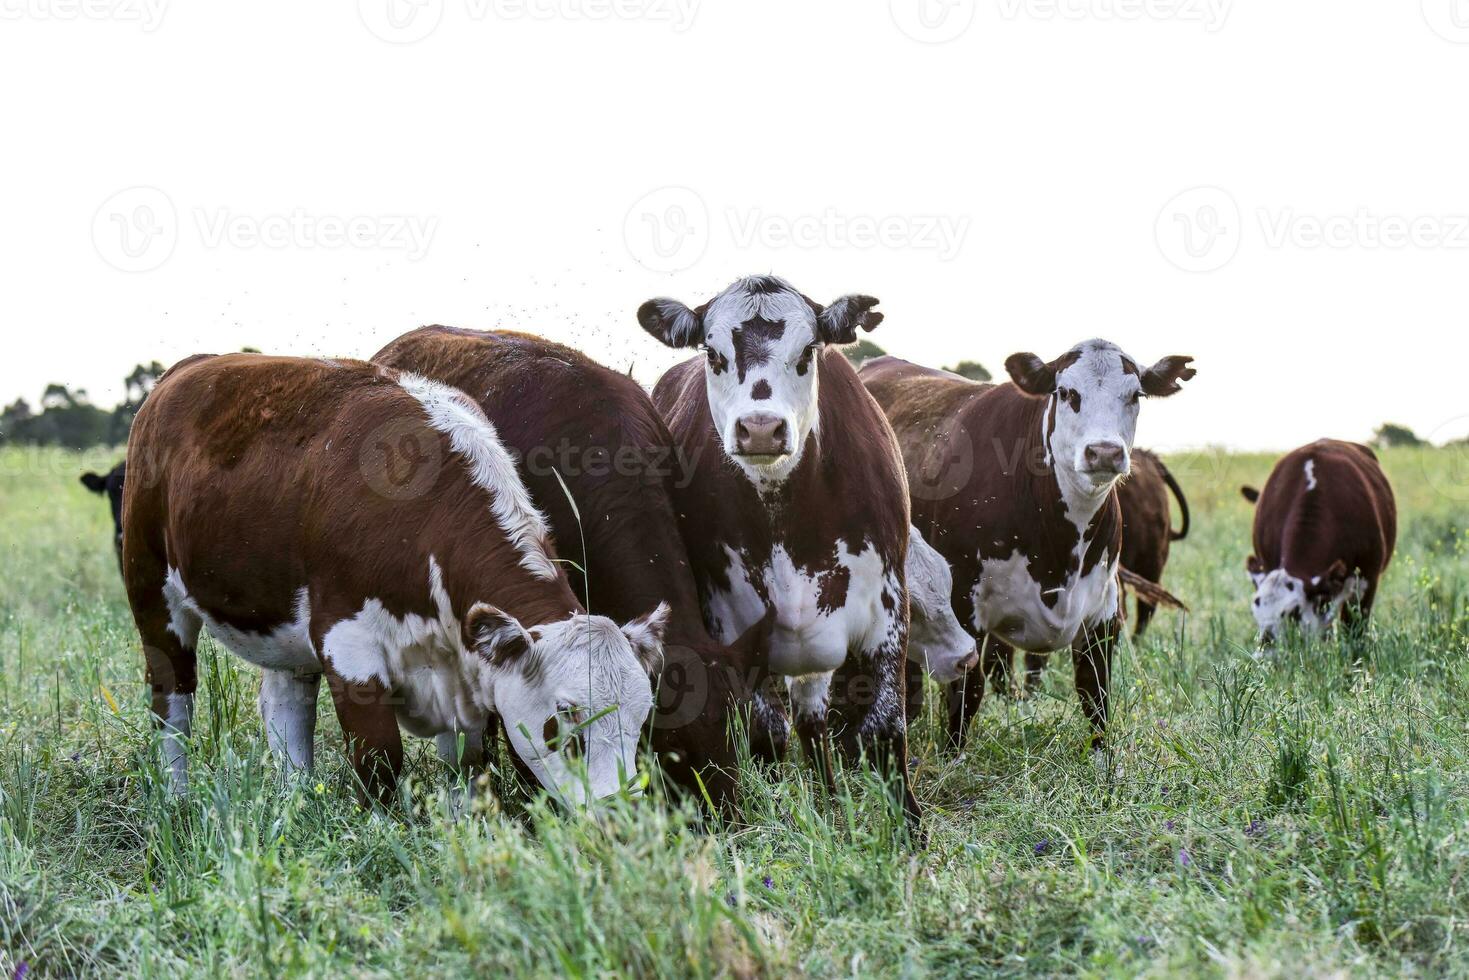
top-left (706, 541), bottom-right (893, 678)
top-left (164, 567), bottom-right (318, 672)
top-left (971, 550), bottom-right (1118, 653)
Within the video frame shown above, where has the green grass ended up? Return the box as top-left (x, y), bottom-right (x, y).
top-left (2, 444), bottom-right (1468, 977)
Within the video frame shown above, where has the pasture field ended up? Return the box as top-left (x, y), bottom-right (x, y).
top-left (1, 443), bottom-right (1468, 978)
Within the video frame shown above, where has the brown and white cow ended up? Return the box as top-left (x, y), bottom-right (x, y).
top-left (861, 341), bottom-right (1195, 748)
top-left (1241, 439), bottom-right (1396, 643)
top-left (123, 353), bottom-right (664, 805)
top-left (640, 275), bottom-right (920, 826)
top-left (372, 325), bottom-right (771, 812)
top-left (1117, 448), bottom-right (1189, 638)
top-left (80, 460), bottom-right (126, 572)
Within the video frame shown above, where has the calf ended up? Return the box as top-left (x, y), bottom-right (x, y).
top-left (640, 275), bottom-right (919, 826)
top-left (80, 460), bottom-right (126, 572)
top-left (1117, 448), bottom-right (1189, 638)
top-left (861, 342), bottom-right (1195, 748)
top-left (1241, 439), bottom-right (1396, 643)
top-left (372, 325), bottom-right (770, 812)
top-left (124, 353), bottom-right (664, 805)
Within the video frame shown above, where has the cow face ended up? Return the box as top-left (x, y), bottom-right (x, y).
top-left (639, 275), bottom-right (883, 484)
top-left (80, 461), bottom-right (126, 572)
top-left (1007, 340), bottom-right (1194, 496)
top-left (466, 603), bottom-right (667, 805)
top-left (1247, 556), bottom-right (1356, 642)
top-left (904, 526), bottom-right (979, 682)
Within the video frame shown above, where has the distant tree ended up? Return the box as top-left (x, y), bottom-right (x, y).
top-left (240, 346), bottom-right (261, 353)
top-left (110, 361), bottom-right (166, 443)
top-left (1373, 423), bottom-right (1424, 449)
top-left (0, 398), bottom-right (33, 441)
top-left (18, 385), bottom-right (112, 448)
top-left (943, 360), bottom-right (991, 382)
top-left (842, 339), bottom-right (887, 367)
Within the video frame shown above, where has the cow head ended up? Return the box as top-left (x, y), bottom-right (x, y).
top-left (639, 275), bottom-right (883, 485)
top-left (904, 526), bottom-right (979, 682)
top-left (1006, 340), bottom-right (1194, 498)
top-left (80, 460), bottom-right (126, 572)
top-left (1247, 556), bottom-right (1358, 643)
top-left (466, 602), bottom-right (667, 805)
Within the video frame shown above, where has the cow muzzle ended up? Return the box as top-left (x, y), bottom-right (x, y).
top-left (1080, 441), bottom-right (1128, 478)
top-left (734, 413), bottom-right (790, 460)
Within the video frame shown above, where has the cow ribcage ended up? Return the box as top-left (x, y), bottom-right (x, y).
top-left (971, 547), bottom-right (1118, 653)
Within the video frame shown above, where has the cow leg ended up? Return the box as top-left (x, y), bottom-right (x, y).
top-left (129, 575), bottom-right (201, 797)
top-left (903, 657), bottom-right (925, 728)
top-left (832, 624), bottom-right (922, 834)
top-left (324, 667), bottom-right (403, 807)
top-left (259, 668), bottom-right (320, 772)
top-left (982, 637), bottom-right (1016, 698)
top-left (946, 634), bottom-right (990, 750)
top-left (789, 673), bottom-right (835, 792)
top-left (1023, 652), bottom-right (1048, 697)
top-left (1132, 600), bottom-right (1156, 638)
top-left (436, 727), bottom-right (488, 814)
top-left (1072, 616), bottom-right (1120, 749)
top-left (748, 678), bottom-right (791, 764)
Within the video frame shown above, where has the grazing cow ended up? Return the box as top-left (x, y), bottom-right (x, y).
top-left (904, 526), bottom-right (981, 683)
top-left (640, 275), bottom-right (920, 827)
top-left (1117, 448), bottom-right (1189, 638)
top-left (123, 353), bottom-right (665, 805)
top-left (372, 326), bottom-right (771, 812)
top-left (1241, 439), bottom-right (1396, 643)
top-left (80, 460), bottom-right (126, 571)
top-left (861, 342), bottom-right (1195, 748)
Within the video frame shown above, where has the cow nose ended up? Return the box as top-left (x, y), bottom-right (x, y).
top-left (1083, 442), bottom-right (1126, 473)
top-left (956, 647), bottom-right (980, 673)
top-left (735, 413), bottom-right (789, 456)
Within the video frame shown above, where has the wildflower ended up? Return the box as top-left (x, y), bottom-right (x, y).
top-left (1034, 839), bottom-right (1051, 856)
top-left (725, 893), bottom-right (737, 908)
top-left (1165, 819), bottom-right (1176, 831)
top-left (1178, 847), bottom-right (1192, 867)
top-left (761, 876), bottom-right (773, 890)
top-left (15, 963), bottom-right (30, 980)
top-left (1246, 819), bottom-right (1266, 838)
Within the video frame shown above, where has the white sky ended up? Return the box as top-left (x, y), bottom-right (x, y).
top-left (3, 0), bottom-right (1468, 451)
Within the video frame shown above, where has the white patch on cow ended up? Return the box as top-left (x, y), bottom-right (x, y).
top-left (162, 691), bottom-right (193, 796)
top-left (971, 547), bottom-right (1118, 653)
top-left (705, 539), bottom-right (894, 679)
top-left (904, 526), bottom-right (977, 682)
top-left (259, 669), bottom-right (319, 772)
top-left (396, 372), bottom-right (557, 581)
top-left (698, 278), bottom-right (826, 488)
top-left (787, 672), bottom-right (833, 722)
top-left (1251, 567), bottom-right (1366, 639)
top-left (1304, 458), bottom-right (1318, 491)
top-left (165, 568), bottom-right (316, 672)
top-left (322, 556), bottom-right (654, 806)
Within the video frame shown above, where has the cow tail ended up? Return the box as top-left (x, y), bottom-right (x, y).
top-left (1158, 459), bottom-right (1190, 541)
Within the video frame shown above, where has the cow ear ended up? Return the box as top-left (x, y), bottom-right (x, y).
top-left (637, 299), bottom-right (704, 349)
top-left (1323, 559), bottom-right (1348, 591)
top-left (1246, 554), bottom-right (1264, 582)
top-left (816, 295), bottom-right (883, 345)
top-left (80, 472), bottom-right (107, 494)
top-left (1141, 355), bottom-right (1196, 397)
top-left (464, 603), bottom-right (533, 667)
top-left (1005, 353), bottom-right (1056, 395)
top-left (1240, 485), bottom-right (1260, 504)
top-left (622, 602), bottom-right (670, 674)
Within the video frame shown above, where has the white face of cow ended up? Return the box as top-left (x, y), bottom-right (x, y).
top-left (466, 603), bottom-right (666, 805)
top-left (904, 526), bottom-right (979, 683)
top-left (1247, 557), bottom-right (1357, 643)
top-left (638, 275), bottom-right (884, 485)
top-left (1007, 340), bottom-right (1196, 499)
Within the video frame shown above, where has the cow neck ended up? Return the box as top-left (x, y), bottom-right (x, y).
top-left (462, 564), bottom-right (584, 631)
top-left (1039, 392), bottom-right (1116, 540)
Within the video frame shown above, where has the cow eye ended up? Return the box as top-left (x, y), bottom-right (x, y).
top-left (1056, 387), bottom-right (1069, 401)
top-left (1129, 390), bottom-right (1141, 405)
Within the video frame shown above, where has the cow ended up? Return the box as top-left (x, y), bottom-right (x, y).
top-left (80, 460), bottom-right (126, 572)
top-left (1240, 439), bottom-right (1396, 644)
top-left (1117, 448), bottom-right (1190, 638)
top-left (123, 353), bottom-right (665, 806)
top-left (371, 325), bottom-right (772, 813)
top-left (860, 341), bottom-right (1195, 749)
top-left (639, 275), bottom-right (920, 828)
